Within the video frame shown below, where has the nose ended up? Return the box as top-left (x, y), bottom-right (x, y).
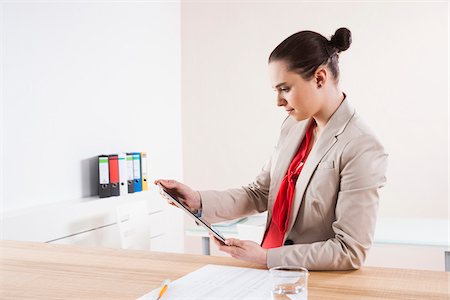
top-left (276, 94), bottom-right (287, 107)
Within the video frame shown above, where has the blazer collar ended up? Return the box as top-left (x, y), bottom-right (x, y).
top-left (267, 95), bottom-right (356, 234)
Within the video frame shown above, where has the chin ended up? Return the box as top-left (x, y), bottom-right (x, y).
top-left (292, 114), bottom-right (309, 122)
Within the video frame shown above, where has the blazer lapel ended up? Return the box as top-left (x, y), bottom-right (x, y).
top-left (285, 98), bottom-right (356, 237)
top-left (267, 119), bottom-right (310, 221)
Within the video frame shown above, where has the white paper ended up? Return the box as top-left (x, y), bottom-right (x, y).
top-left (138, 264), bottom-right (272, 300)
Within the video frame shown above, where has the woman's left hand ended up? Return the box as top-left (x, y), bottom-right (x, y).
top-left (210, 234), bottom-right (268, 266)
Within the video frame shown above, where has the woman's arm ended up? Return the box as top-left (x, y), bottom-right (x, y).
top-left (199, 117), bottom-right (295, 224)
top-left (199, 156), bottom-right (272, 224)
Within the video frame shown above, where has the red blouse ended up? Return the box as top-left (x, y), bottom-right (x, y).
top-left (261, 120), bottom-right (316, 249)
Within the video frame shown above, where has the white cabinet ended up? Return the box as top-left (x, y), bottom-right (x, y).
top-left (53, 211), bottom-right (169, 252)
top-left (149, 210), bottom-right (166, 238)
top-left (52, 223), bottom-right (121, 249)
top-left (3, 192), bottom-right (184, 253)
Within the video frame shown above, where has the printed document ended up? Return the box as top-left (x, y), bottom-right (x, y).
top-left (139, 264), bottom-right (271, 300)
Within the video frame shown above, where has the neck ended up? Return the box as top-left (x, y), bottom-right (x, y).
top-left (313, 88), bottom-right (345, 133)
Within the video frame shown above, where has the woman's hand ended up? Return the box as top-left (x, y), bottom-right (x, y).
top-left (211, 234), bottom-right (268, 266)
top-left (154, 179), bottom-right (202, 212)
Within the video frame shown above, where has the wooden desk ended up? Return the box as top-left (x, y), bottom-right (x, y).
top-left (1, 240), bottom-right (449, 299)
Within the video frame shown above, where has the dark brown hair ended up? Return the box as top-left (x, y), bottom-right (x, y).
top-left (269, 28), bottom-right (352, 82)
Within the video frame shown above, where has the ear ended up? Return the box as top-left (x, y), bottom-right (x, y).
top-left (314, 67), bottom-right (328, 88)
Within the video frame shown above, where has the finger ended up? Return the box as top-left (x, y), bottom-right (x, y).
top-left (155, 181), bottom-right (175, 201)
top-left (213, 238), bottom-right (222, 247)
top-left (159, 193), bottom-right (170, 201)
top-left (218, 245), bottom-right (238, 257)
top-left (209, 234), bottom-right (222, 247)
top-left (155, 179), bottom-right (168, 187)
top-left (154, 179), bottom-right (171, 186)
top-left (158, 179), bottom-right (178, 189)
top-left (209, 233), bottom-right (229, 248)
top-left (225, 238), bottom-right (243, 247)
top-left (166, 200), bottom-right (177, 207)
top-left (212, 236), bottom-right (237, 255)
top-left (219, 247), bottom-right (232, 255)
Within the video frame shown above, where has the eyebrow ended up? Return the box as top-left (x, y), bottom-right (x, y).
top-left (274, 82), bottom-right (287, 89)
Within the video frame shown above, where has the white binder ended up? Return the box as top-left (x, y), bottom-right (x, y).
top-left (118, 153), bottom-right (128, 196)
top-left (126, 153), bottom-right (135, 193)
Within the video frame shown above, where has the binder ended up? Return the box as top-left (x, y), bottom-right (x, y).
top-left (141, 152), bottom-right (148, 191)
top-left (98, 155), bottom-right (111, 198)
top-left (118, 153), bottom-right (128, 196)
top-left (126, 153), bottom-right (135, 193)
top-left (132, 152), bottom-right (142, 192)
top-left (108, 154), bottom-right (120, 196)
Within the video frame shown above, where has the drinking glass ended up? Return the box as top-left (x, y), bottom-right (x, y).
top-left (269, 266), bottom-right (309, 300)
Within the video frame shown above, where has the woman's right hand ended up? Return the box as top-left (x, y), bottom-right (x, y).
top-left (154, 179), bottom-right (202, 212)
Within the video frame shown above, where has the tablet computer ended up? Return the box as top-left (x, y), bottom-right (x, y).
top-left (157, 183), bottom-right (226, 244)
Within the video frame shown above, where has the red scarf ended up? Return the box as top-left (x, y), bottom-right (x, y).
top-left (261, 120), bottom-right (316, 249)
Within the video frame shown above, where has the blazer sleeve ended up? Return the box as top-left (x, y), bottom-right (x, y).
top-left (199, 117), bottom-right (293, 224)
top-left (198, 157), bottom-right (271, 224)
top-left (266, 134), bottom-right (388, 270)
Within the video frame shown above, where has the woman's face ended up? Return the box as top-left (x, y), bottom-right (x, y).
top-left (269, 60), bottom-right (322, 121)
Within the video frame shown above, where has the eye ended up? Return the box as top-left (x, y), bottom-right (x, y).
top-left (280, 87), bottom-right (290, 92)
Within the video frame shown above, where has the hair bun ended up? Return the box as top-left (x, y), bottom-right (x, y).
top-left (330, 28), bottom-right (351, 52)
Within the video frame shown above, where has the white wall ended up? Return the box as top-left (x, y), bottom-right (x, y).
top-left (0, 1), bottom-right (184, 252)
top-left (181, 2), bottom-right (449, 267)
top-left (0, 3), bottom-right (4, 235)
top-left (1, 1), bottom-right (448, 270)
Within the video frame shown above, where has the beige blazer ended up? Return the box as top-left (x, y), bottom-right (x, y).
top-left (199, 97), bottom-right (388, 270)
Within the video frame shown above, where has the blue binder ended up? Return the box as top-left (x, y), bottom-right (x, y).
top-left (132, 152), bottom-right (142, 192)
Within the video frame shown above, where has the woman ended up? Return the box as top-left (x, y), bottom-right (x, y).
top-left (155, 28), bottom-right (388, 271)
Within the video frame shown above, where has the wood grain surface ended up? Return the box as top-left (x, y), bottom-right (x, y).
top-left (1, 240), bottom-right (448, 299)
